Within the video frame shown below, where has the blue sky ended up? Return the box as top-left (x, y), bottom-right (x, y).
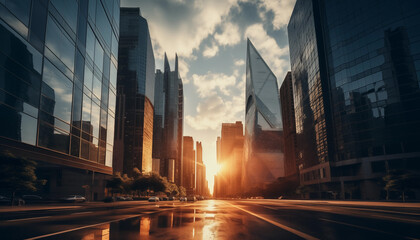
top-left (121, 0), bottom-right (296, 192)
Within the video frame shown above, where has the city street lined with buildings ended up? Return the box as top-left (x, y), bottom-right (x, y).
top-left (1, 200), bottom-right (419, 240)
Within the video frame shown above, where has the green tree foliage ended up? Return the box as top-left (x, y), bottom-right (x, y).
top-left (383, 169), bottom-right (420, 202)
top-left (0, 151), bottom-right (46, 205)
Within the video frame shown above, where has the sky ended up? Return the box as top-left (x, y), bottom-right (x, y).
top-left (121, 0), bottom-right (296, 194)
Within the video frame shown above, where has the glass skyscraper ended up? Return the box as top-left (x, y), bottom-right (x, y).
top-left (243, 39), bottom-right (284, 191)
top-left (0, 0), bottom-right (119, 199)
top-left (288, 0), bottom-right (420, 199)
top-left (153, 54), bottom-right (184, 184)
top-left (113, 8), bottom-right (155, 176)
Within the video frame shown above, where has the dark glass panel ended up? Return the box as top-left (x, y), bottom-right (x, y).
top-left (0, 103), bottom-right (37, 145)
top-left (76, 0), bottom-right (88, 47)
top-left (91, 101), bottom-right (100, 138)
top-left (94, 38), bottom-right (104, 72)
top-left (38, 121), bottom-right (70, 154)
top-left (29, 0), bottom-right (48, 52)
top-left (74, 49), bottom-right (85, 84)
top-left (95, 1), bottom-right (111, 47)
top-left (84, 63), bottom-right (93, 90)
top-left (45, 15), bottom-right (75, 72)
top-left (81, 139), bottom-right (89, 159)
top-left (70, 135), bottom-right (80, 157)
top-left (72, 84), bottom-right (83, 126)
top-left (5, 0), bottom-right (31, 26)
top-left (86, 25), bottom-right (95, 60)
top-left (50, 0), bottom-right (78, 32)
top-left (0, 3), bottom-right (28, 38)
top-left (92, 75), bottom-right (102, 100)
top-left (88, 0), bottom-right (96, 21)
top-left (41, 59), bottom-right (73, 123)
top-left (101, 80), bottom-right (109, 109)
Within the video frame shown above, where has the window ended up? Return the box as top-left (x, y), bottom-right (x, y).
top-left (41, 59), bottom-right (73, 123)
top-left (50, 0), bottom-right (78, 32)
top-left (45, 15), bottom-right (75, 72)
top-left (5, 0), bottom-right (31, 26)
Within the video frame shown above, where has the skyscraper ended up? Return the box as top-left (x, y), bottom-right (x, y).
top-left (218, 121), bottom-right (244, 197)
top-left (0, 0), bottom-right (120, 200)
top-left (288, 0), bottom-right (420, 199)
top-left (182, 136), bottom-right (195, 194)
top-left (243, 39), bottom-right (285, 191)
top-left (114, 8), bottom-right (155, 176)
top-left (195, 141), bottom-right (206, 196)
top-left (153, 54), bottom-right (184, 184)
top-left (280, 72), bottom-right (298, 178)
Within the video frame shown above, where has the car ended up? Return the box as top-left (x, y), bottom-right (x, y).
top-left (124, 196), bottom-right (133, 201)
top-left (103, 196), bottom-right (116, 202)
top-left (60, 195), bottom-right (86, 203)
top-left (187, 196), bottom-right (197, 202)
top-left (22, 195), bottom-right (43, 204)
top-left (148, 196), bottom-right (159, 202)
top-left (116, 196), bottom-right (126, 201)
top-left (168, 196), bottom-right (175, 201)
top-left (0, 195), bottom-right (25, 206)
top-left (179, 197), bottom-right (187, 201)
top-left (162, 197), bottom-right (168, 201)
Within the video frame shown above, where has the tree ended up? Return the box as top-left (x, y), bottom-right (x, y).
top-left (383, 169), bottom-right (420, 202)
top-left (148, 173), bottom-right (166, 193)
top-left (179, 186), bottom-right (186, 197)
top-left (106, 172), bottom-right (124, 196)
top-left (0, 151), bottom-right (46, 205)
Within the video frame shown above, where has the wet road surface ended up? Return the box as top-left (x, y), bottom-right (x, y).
top-left (1, 200), bottom-right (419, 239)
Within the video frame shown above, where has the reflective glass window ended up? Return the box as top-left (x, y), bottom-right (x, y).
top-left (29, 0), bottom-right (48, 52)
top-left (91, 102), bottom-right (100, 138)
top-left (5, 0), bottom-right (31, 26)
top-left (111, 33), bottom-right (118, 58)
top-left (0, 104), bottom-right (37, 145)
top-left (88, 0), bottom-right (96, 21)
top-left (50, 0), bottom-right (78, 32)
top-left (92, 75), bottom-right (102, 100)
top-left (38, 121), bottom-right (70, 154)
top-left (106, 114), bottom-right (114, 146)
top-left (86, 26), bottom-right (95, 60)
top-left (45, 15), bottom-right (75, 72)
top-left (105, 149), bottom-right (112, 167)
top-left (108, 90), bottom-right (116, 113)
top-left (94, 39), bottom-right (104, 72)
top-left (84, 63), bottom-right (93, 90)
top-left (96, 1), bottom-right (111, 47)
top-left (109, 62), bottom-right (117, 88)
top-left (41, 59), bottom-right (73, 123)
top-left (82, 93), bottom-right (91, 122)
top-left (70, 135), bottom-right (80, 157)
top-left (72, 85), bottom-right (83, 125)
top-left (81, 139), bottom-right (89, 159)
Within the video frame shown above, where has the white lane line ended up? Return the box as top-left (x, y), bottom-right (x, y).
top-left (226, 202), bottom-right (319, 240)
top-left (319, 218), bottom-right (419, 240)
top-left (7, 216), bottom-right (51, 222)
top-left (70, 211), bottom-right (93, 215)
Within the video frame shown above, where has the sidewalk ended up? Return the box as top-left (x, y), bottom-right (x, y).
top-left (270, 199), bottom-right (420, 208)
top-left (0, 200), bottom-right (151, 213)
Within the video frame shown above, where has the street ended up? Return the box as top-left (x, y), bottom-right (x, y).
top-left (0, 200), bottom-right (419, 239)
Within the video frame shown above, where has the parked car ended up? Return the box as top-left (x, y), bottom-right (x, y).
top-left (0, 195), bottom-right (25, 206)
top-left (22, 195), bottom-right (43, 204)
top-left (148, 196), bottom-right (160, 202)
top-left (60, 195), bottom-right (86, 203)
top-left (103, 196), bottom-right (116, 202)
top-left (179, 197), bottom-right (187, 202)
top-left (124, 196), bottom-right (133, 201)
top-left (168, 196), bottom-right (175, 201)
top-left (116, 196), bottom-right (126, 201)
top-left (187, 196), bottom-right (197, 202)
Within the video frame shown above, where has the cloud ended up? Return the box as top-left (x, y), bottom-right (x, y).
top-left (202, 43), bottom-right (219, 58)
top-left (214, 22), bottom-right (241, 46)
top-left (122, 0), bottom-right (240, 62)
top-left (178, 57), bottom-right (190, 83)
top-left (258, 0), bottom-right (296, 30)
top-left (245, 23), bottom-right (290, 82)
top-left (185, 94), bottom-right (243, 130)
top-left (192, 72), bottom-right (237, 97)
top-left (234, 59), bottom-right (245, 66)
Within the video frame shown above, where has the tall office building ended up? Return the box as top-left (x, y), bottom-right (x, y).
top-left (217, 122), bottom-right (244, 197)
top-left (243, 39), bottom-right (285, 191)
top-left (214, 136), bottom-right (221, 197)
top-left (195, 141), bottom-right (207, 196)
top-left (153, 54), bottom-right (184, 184)
top-left (280, 72), bottom-right (298, 177)
top-left (288, 0), bottom-right (420, 199)
top-left (182, 136), bottom-right (195, 194)
top-left (0, 0), bottom-right (120, 200)
top-left (114, 8), bottom-right (155, 176)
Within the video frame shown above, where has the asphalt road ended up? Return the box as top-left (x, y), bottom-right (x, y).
top-left (0, 200), bottom-right (419, 239)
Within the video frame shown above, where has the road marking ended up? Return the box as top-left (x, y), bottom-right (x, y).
top-left (226, 202), bottom-right (319, 240)
top-left (70, 211), bottom-right (93, 215)
top-left (319, 218), bottom-right (419, 240)
top-left (7, 216), bottom-right (51, 222)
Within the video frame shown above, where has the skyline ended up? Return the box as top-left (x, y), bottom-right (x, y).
top-left (121, 0), bottom-right (296, 193)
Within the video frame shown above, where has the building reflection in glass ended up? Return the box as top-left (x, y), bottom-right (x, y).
top-left (139, 217), bottom-right (151, 238)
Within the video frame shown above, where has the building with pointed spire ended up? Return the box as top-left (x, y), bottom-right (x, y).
top-left (243, 39), bottom-right (285, 191)
top-left (153, 54), bottom-right (184, 184)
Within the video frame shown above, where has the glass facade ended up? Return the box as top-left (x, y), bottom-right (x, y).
top-left (113, 8), bottom-right (155, 175)
top-left (288, 0), bottom-right (420, 199)
top-left (153, 54), bottom-right (184, 184)
top-left (0, 0), bottom-right (119, 167)
top-left (0, 0), bottom-right (119, 199)
top-left (243, 39), bottom-right (284, 190)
